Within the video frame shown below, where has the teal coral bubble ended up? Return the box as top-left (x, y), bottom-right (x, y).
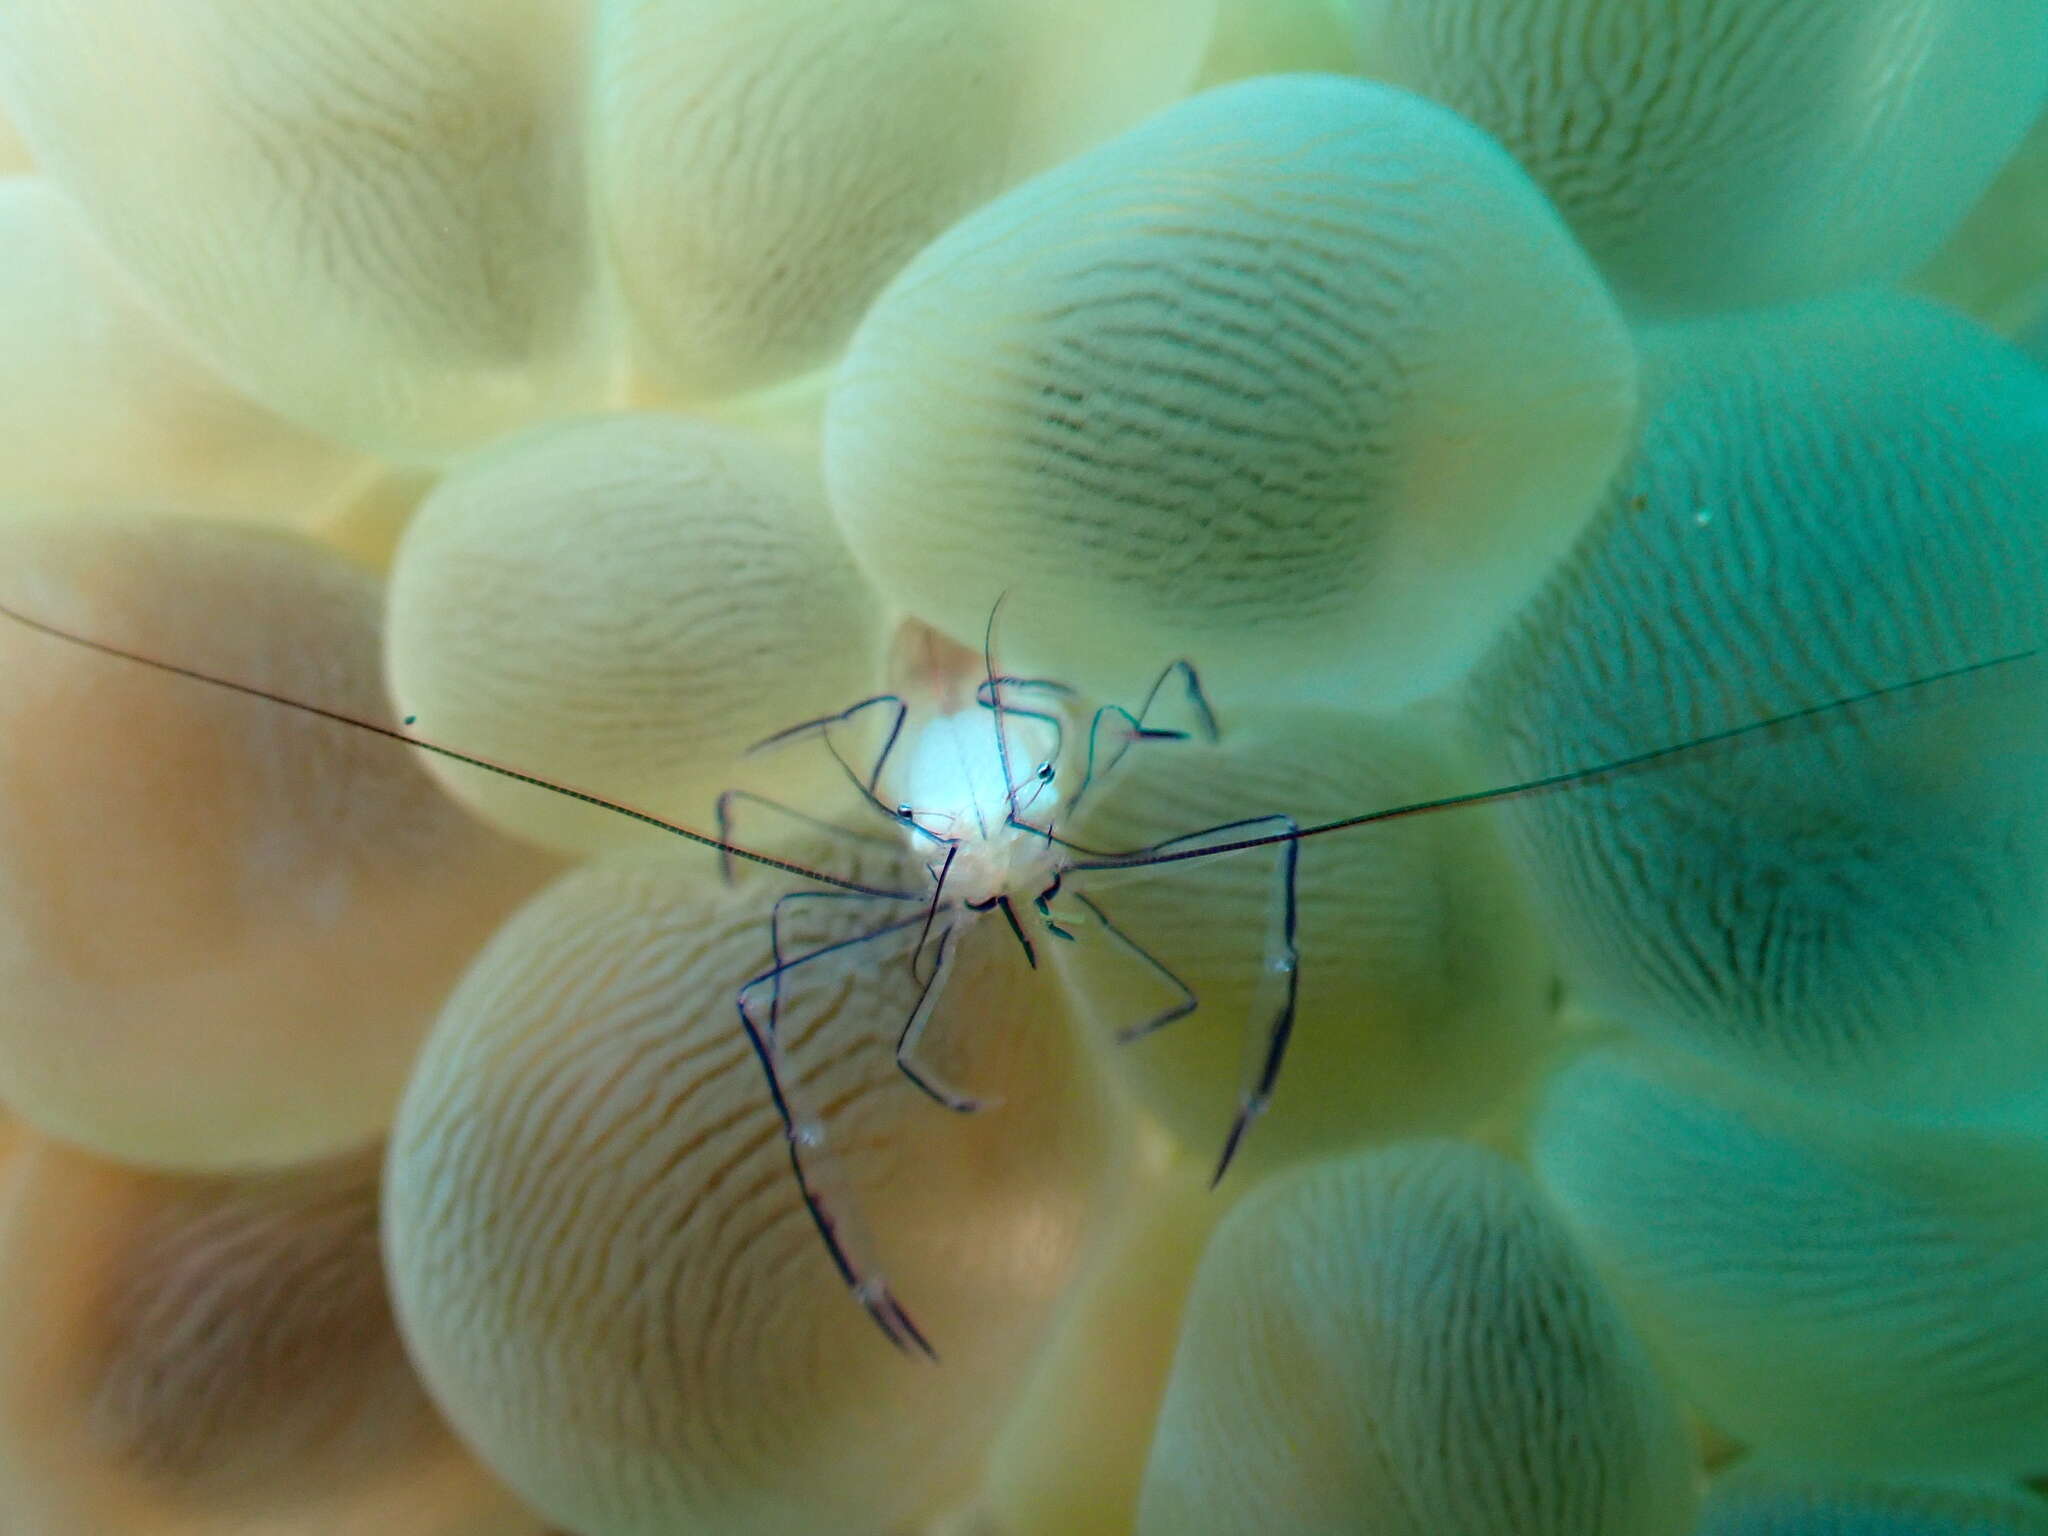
top-left (1535, 1046), bottom-right (2048, 1477)
top-left (1468, 290), bottom-right (2048, 1114)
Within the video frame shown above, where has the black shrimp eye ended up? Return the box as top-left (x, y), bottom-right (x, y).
top-left (1036, 763), bottom-right (1055, 781)
top-left (895, 804), bottom-right (915, 820)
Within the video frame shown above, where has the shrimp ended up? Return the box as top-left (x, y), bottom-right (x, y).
top-left (0, 586), bottom-right (2033, 1355)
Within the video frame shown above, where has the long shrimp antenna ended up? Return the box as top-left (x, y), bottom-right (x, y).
top-left (982, 594), bottom-right (1020, 816)
top-left (0, 595), bottom-right (913, 900)
top-left (1070, 647), bottom-right (2043, 874)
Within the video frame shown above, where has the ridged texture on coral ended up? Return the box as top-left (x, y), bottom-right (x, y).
top-left (0, 0), bottom-right (603, 458)
top-left (1535, 1047), bottom-right (2048, 1475)
top-left (385, 855), bottom-right (1125, 1536)
top-left (1467, 291), bottom-right (2048, 1112)
top-left (0, 179), bottom-right (366, 522)
top-left (384, 412), bottom-right (886, 856)
top-left (0, 1138), bottom-right (533, 1534)
top-left (825, 73), bottom-right (1636, 710)
top-left (1056, 702), bottom-right (1551, 1176)
top-left (592, 0), bottom-right (1217, 400)
top-left (1354, 0), bottom-right (2048, 311)
top-left (1137, 1139), bottom-right (1696, 1535)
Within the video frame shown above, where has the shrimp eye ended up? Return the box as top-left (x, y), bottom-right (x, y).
top-left (895, 804), bottom-right (916, 821)
top-left (1036, 763), bottom-right (1055, 781)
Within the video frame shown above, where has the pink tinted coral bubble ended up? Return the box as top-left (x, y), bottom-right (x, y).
top-left (0, 1134), bottom-right (543, 1536)
top-left (0, 514), bottom-right (559, 1170)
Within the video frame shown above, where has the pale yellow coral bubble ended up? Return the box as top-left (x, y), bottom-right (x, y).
top-left (0, 104), bottom-right (32, 172)
top-left (385, 854), bottom-right (1129, 1536)
top-left (592, 0), bottom-right (1218, 401)
top-left (0, 0), bottom-right (606, 460)
top-left (1351, 0), bottom-right (2048, 312)
top-left (1916, 111), bottom-right (2048, 336)
top-left (1196, 0), bottom-right (1351, 84)
top-left (1535, 1047), bottom-right (2048, 1477)
top-left (385, 412), bottom-right (887, 857)
top-left (1137, 1139), bottom-right (1697, 1535)
top-left (984, 1150), bottom-right (1226, 1536)
top-left (826, 75), bottom-right (1637, 710)
top-left (0, 179), bottom-right (366, 524)
top-left (0, 1134), bottom-right (542, 1536)
top-left (1055, 703), bottom-right (1554, 1180)
top-left (0, 515), bottom-right (559, 1170)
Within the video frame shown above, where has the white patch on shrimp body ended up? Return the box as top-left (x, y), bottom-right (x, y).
top-left (893, 708), bottom-right (1062, 904)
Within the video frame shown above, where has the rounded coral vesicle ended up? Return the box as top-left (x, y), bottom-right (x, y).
top-left (384, 411), bottom-right (888, 858)
top-left (1466, 289), bottom-right (2048, 1113)
top-left (0, 514), bottom-right (558, 1170)
top-left (0, 1134), bottom-right (537, 1534)
top-left (1351, 0), bottom-right (2048, 313)
top-left (0, 0), bottom-right (604, 459)
top-left (1136, 1138), bottom-right (1697, 1535)
top-left (1056, 702), bottom-right (1554, 1179)
top-left (593, 0), bottom-right (1220, 401)
top-left (1535, 1046), bottom-right (2048, 1476)
top-left (824, 73), bottom-right (1637, 713)
top-left (383, 853), bottom-right (1128, 1536)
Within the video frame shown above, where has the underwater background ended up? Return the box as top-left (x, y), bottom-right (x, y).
top-left (0, 1), bottom-right (2045, 1531)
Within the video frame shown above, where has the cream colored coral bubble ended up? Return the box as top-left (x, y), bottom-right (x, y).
top-left (1466, 290), bottom-right (2048, 1113)
top-left (1535, 1047), bottom-right (2048, 1476)
top-left (1137, 1139), bottom-right (1697, 1535)
top-left (826, 75), bottom-right (1636, 710)
top-left (0, 515), bottom-right (558, 1170)
top-left (385, 412), bottom-right (887, 857)
top-left (0, 178), bottom-right (366, 524)
top-left (984, 1151), bottom-right (1228, 1536)
top-left (0, 0), bottom-right (604, 460)
top-left (594, 0), bottom-right (1217, 402)
top-left (0, 1134), bottom-right (541, 1535)
top-left (1350, 0), bottom-right (2048, 312)
top-left (384, 854), bottom-right (1127, 1536)
top-left (1055, 702), bottom-right (1553, 1180)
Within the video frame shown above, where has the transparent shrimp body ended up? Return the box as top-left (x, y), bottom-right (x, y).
top-left (890, 706), bottom-right (1064, 909)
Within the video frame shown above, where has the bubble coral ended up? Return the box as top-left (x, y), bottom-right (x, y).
top-left (1057, 701), bottom-right (1553, 1178)
top-left (0, 2), bottom-right (2046, 1531)
top-left (592, 0), bottom-right (1219, 399)
top-left (1536, 1046), bottom-right (2048, 1477)
top-left (824, 73), bottom-right (1638, 710)
top-left (1136, 1139), bottom-right (1697, 1535)
top-left (385, 411), bottom-right (884, 856)
top-left (1696, 1464), bottom-right (2048, 1535)
top-left (385, 854), bottom-right (1126, 1535)
top-left (1349, 0), bottom-right (2048, 313)
top-left (1469, 289), bottom-right (2048, 1114)
top-left (0, 1132), bottom-right (538, 1534)
top-left (0, 514), bottom-right (557, 1170)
